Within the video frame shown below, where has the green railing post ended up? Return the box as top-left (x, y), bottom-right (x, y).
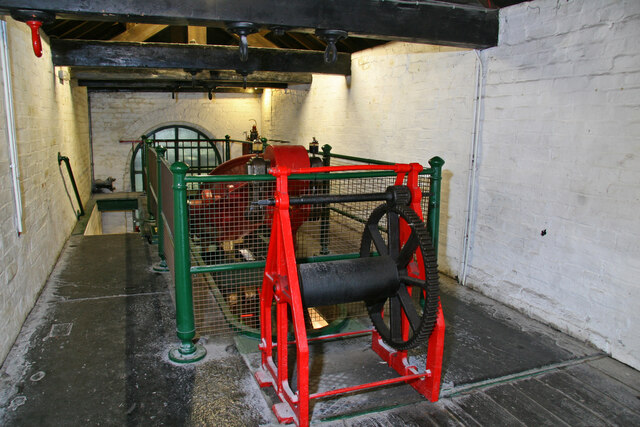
top-left (143, 138), bottom-right (155, 221)
top-left (224, 134), bottom-right (231, 162)
top-left (153, 147), bottom-right (169, 272)
top-left (169, 162), bottom-right (206, 363)
top-left (427, 156), bottom-right (444, 260)
top-left (319, 144), bottom-right (332, 254)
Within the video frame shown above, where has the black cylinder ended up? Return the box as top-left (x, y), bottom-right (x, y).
top-left (298, 256), bottom-right (399, 307)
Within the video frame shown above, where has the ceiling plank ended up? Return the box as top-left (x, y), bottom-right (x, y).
top-left (247, 31), bottom-right (279, 49)
top-left (110, 23), bottom-right (168, 42)
top-left (51, 39), bottom-right (351, 75)
top-left (0, 0), bottom-right (498, 48)
top-left (187, 26), bottom-right (207, 44)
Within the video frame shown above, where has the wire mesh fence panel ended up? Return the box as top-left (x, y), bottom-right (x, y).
top-left (187, 171), bottom-right (432, 339)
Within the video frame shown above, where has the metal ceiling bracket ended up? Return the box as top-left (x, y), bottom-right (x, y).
top-left (10, 9), bottom-right (55, 58)
top-left (235, 69), bottom-right (252, 89)
top-left (315, 29), bottom-right (347, 64)
top-left (227, 22), bottom-right (258, 62)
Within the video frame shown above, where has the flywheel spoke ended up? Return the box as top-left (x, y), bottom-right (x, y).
top-left (400, 275), bottom-right (428, 290)
top-left (389, 295), bottom-right (402, 342)
top-left (396, 231), bottom-right (419, 268)
top-left (397, 285), bottom-right (421, 333)
top-left (387, 211), bottom-right (400, 258)
top-left (367, 223), bottom-right (388, 256)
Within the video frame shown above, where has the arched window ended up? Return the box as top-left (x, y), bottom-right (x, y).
top-left (131, 125), bottom-right (222, 191)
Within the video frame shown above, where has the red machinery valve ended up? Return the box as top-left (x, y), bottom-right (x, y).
top-left (27, 20), bottom-right (43, 57)
top-left (9, 9), bottom-right (55, 58)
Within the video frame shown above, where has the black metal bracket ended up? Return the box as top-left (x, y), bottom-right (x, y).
top-left (315, 29), bottom-right (347, 64)
top-left (227, 22), bottom-right (258, 62)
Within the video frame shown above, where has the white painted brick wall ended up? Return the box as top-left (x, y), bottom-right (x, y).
top-left (262, 0), bottom-right (640, 370)
top-left (262, 44), bottom-right (475, 277)
top-left (0, 18), bottom-right (91, 364)
top-left (468, 0), bottom-right (640, 370)
top-left (90, 92), bottom-right (262, 190)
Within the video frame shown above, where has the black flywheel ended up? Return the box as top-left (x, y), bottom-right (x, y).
top-left (360, 201), bottom-right (439, 350)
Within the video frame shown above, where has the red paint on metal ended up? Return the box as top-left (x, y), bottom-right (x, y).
top-left (310, 371), bottom-right (429, 400)
top-left (26, 21), bottom-right (43, 57)
top-left (254, 162), bottom-right (444, 426)
top-left (189, 146), bottom-right (310, 244)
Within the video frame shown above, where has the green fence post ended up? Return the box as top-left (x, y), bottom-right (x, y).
top-left (319, 144), bottom-right (332, 254)
top-left (427, 156), bottom-right (444, 260)
top-left (153, 147), bottom-right (169, 272)
top-left (169, 162), bottom-right (206, 363)
top-left (143, 137), bottom-right (155, 221)
top-left (225, 134), bottom-right (231, 162)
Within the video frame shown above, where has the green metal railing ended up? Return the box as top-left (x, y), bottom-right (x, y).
top-left (145, 142), bottom-right (444, 363)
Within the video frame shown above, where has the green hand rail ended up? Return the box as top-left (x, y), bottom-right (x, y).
top-left (57, 152), bottom-right (84, 218)
top-left (154, 146), bottom-right (169, 272)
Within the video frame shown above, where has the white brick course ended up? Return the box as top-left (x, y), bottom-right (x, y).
top-left (0, 18), bottom-right (90, 364)
top-left (262, 0), bottom-right (640, 369)
top-left (90, 92), bottom-right (262, 190)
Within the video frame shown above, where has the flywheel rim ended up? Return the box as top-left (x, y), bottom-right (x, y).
top-left (360, 203), bottom-right (439, 350)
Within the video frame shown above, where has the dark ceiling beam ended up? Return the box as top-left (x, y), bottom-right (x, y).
top-left (1, 0), bottom-right (498, 48)
top-left (78, 79), bottom-right (288, 90)
top-left (70, 68), bottom-right (313, 85)
top-left (51, 39), bottom-right (351, 75)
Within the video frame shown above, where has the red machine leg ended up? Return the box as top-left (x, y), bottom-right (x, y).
top-left (255, 163), bottom-right (444, 426)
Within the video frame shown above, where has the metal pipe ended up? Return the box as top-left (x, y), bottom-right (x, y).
top-left (0, 20), bottom-right (22, 234)
top-left (155, 146), bottom-right (168, 271)
top-left (253, 191), bottom-right (392, 207)
top-left (326, 152), bottom-right (395, 166)
top-left (57, 153), bottom-right (85, 218)
top-left (460, 50), bottom-right (485, 287)
top-left (169, 161), bottom-right (206, 363)
top-left (426, 157), bottom-right (444, 260)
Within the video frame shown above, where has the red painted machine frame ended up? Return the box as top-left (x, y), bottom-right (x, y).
top-left (254, 163), bottom-right (445, 426)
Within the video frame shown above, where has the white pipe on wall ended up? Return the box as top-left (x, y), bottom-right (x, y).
top-left (0, 20), bottom-right (23, 235)
top-left (459, 50), bottom-right (485, 286)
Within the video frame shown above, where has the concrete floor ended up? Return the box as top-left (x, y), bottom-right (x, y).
top-left (1, 233), bottom-right (639, 426)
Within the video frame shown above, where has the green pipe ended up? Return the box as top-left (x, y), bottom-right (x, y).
top-left (57, 153), bottom-right (84, 218)
top-left (143, 138), bottom-right (155, 221)
top-left (154, 147), bottom-right (168, 272)
top-left (185, 170), bottom-right (403, 183)
top-left (169, 162), bottom-right (206, 363)
top-left (426, 156), bottom-right (444, 259)
top-left (319, 145), bottom-right (332, 254)
top-left (189, 252), bottom-right (372, 275)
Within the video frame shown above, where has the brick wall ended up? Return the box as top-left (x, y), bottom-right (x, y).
top-left (0, 18), bottom-right (90, 363)
top-left (90, 92), bottom-right (262, 190)
top-left (262, 0), bottom-right (640, 369)
top-left (469, 0), bottom-right (640, 369)
top-left (262, 44), bottom-right (474, 276)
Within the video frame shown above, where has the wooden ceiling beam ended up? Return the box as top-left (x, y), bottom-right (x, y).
top-left (187, 26), bottom-right (207, 44)
top-left (51, 39), bottom-right (351, 75)
top-left (110, 23), bottom-right (168, 42)
top-left (70, 68), bottom-right (313, 85)
top-left (0, 0), bottom-right (498, 48)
